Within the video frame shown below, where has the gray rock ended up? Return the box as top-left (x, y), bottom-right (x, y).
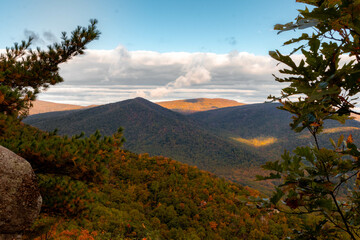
top-left (0, 145), bottom-right (42, 234)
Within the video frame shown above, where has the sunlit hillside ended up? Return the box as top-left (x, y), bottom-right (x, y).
top-left (298, 127), bottom-right (360, 138)
top-left (232, 137), bottom-right (278, 147)
top-left (157, 98), bottom-right (244, 114)
top-left (29, 100), bottom-right (96, 115)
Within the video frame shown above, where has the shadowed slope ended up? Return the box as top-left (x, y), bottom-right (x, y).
top-left (190, 102), bottom-right (360, 156)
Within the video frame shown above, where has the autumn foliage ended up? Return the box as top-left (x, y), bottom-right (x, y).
top-left (0, 114), bottom-right (303, 239)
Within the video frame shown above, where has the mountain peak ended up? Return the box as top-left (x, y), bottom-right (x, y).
top-left (133, 97), bottom-right (148, 101)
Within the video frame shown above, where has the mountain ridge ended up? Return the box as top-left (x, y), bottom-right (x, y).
top-left (24, 97), bottom-right (262, 176)
top-left (23, 97), bottom-right (360, 192)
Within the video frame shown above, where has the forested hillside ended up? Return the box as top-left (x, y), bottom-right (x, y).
top-left (24, 97), bottom-right (263, 175)
top-left (190, 103), bottom-right (360, 191)
top-left (190, 102), bottom-right (360, 156)
top-left (1, 115), bottom-right (301, 239)
top-left (24, 99), bottom-right (360, 193)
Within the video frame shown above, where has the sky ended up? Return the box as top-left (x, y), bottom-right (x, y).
top-left (0, 0), bottom-right (311, 105)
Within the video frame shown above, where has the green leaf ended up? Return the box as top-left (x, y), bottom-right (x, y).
top-left (270, 188), bottom-right (284, 205)
top-left (330, 138), bottom-right (336, 148)
top-left (337, 135), bottom-right (344, 148)
top-left (256, 172), bottom-right (281, 181)
top-left (261, 160), bottom-right (283, 172)
top-left (315, 198), bottom-right (333, 211)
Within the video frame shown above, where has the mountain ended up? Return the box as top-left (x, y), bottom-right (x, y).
top-left (23, 97), bottom-right (262, 176)
top-left (189, 102), bottom-right (360, 161)
top-left (29, 100), bottom-right (96, 115)
top-left (189, 103), bottom-right (360, 191)
top-left (157, 98), bottom-right (244, 114)
top-left (189, 102), bottom-right (360, 144)
top-left (29, 98), bottom-right (242, 116)
top-left (3, 115), bottom-right (297, 239)
top-left (24, 98), bottom-right (360, 193)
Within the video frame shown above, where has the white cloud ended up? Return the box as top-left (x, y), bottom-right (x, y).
top-left (30, 45), bottom-right (291, 104)
top-left (3, 44), bottom-right (356, 106)
top-left (138, 65), bottom-right (212, 98)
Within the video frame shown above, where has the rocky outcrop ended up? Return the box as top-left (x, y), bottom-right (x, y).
top-left (0, 145), bottom-right (42, 237)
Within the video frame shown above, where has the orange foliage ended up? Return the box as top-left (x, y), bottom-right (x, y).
top-left (244, 186), bottom-right (260, 197)
top-left (209, 221), bottom-right (218, 230)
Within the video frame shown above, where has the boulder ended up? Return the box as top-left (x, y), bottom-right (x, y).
top-left (0, 145), bottom-right (42, 235)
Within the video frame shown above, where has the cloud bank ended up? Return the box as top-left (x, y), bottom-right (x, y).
top-left (35, 45), bottom-right (287, 105)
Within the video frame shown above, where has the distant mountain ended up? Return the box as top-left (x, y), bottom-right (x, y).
top-left (29, 100), bottom-right (96, 115)
top-left (190, 102), bottom-right (360, 138)
top-left (23, 98), bottom-right (360, 192)
top-left (190, 103), bottom-right (291, 137)
top-left (157, 98), bottom-right (244, 114)
top-left (189, 103), bottom-right (360, 191)
top-left (190, 102), bottom-right (360, 153)
top-left (23, 97), bottom-right (261, 175)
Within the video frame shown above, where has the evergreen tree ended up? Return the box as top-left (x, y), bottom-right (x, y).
top-left (0, 19), bottom-right (100, 117)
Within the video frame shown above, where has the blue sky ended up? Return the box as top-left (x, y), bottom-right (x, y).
top-left (1, 0), bottom-right (310, 104)
top-left (1, 0), bottom-right (306, 54)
